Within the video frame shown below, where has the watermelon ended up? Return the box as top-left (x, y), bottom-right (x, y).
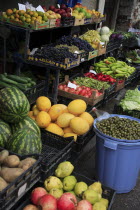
top-left (0, 119), bottom-right (11, 147)
top-left (0, 87), bottom-right (30, 123)
top-left (11, 116), bottom-right (41, 137)
top-left (8, 127), bottom-right (42, 155)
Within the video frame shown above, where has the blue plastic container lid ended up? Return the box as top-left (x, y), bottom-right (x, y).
top-left (94, 114), bottom-right (140, 143)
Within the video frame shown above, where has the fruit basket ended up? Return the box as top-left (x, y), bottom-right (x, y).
top-left (14, 172), bottom-right (116, 210)
top-left (41, 132), bottom-right (74, 180)
top-left (24, 80), bottom-right (46, 104)
top-left (0, 148), bottom-right (42, 210)
top-left (41, 126), bottom-right (95, 154)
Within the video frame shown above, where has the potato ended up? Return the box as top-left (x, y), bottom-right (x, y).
top-left (3, 155), bottom-right (20, 167)
top-left (0, 150), bottom-right (9, 164)
top-left (0, 167), bottom-right (24, 182)
top-left (23, 204), bottom-right (39, 210)
top-left (0, 176), bottom-right (8, 191)
top-left (18, 158), bottom-right (36, 171)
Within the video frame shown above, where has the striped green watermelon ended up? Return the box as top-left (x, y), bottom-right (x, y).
top-left (8, 127), bottom-right (42, 155)
top-left (0, 87), bottom-right (30, 123)
top-left (0, 119), bottom-right (11, 147)
top-left (10, 116), bottom-right (41, 137)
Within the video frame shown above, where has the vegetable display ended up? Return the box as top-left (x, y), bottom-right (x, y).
top-left (0, 73), bottom-right (36, 91)
top-left (94, 57), bottom-right (136, 78)
top-left (74, 77), bottom-right (110, 90)
top-left (119, 89), bottom-right (140, 111)
top-left (22, 161), bottom-right (109, 210)
top-left (0, 149), bottom-right (37, 192)
top-left (96, 116), bottom-right (140, 140)
top-left (80, 30), bottom-right (101, 49)
top-left (84, 72), bottom-right (116, 84)
top-left (126, 50), bottom-right (140, 64)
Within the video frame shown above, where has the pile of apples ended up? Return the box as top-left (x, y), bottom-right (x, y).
top-left (49, 4), bottom-right (72, 18)
top-left (23, 161), bottom-right (109, 210)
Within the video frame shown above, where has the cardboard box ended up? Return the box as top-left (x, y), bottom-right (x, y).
top-left (74, 18), bottom-right (84, 26)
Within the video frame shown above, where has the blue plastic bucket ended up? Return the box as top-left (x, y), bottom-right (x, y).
top-left (94, 114), bottom-right (140, 193)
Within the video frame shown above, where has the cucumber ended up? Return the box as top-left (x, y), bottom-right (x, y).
top-left (7, 74), bottom-right (29, 84)
top-left (0, 74), bottom-right (19, 85)
top-left (0, 81), bottom-right (13, 88)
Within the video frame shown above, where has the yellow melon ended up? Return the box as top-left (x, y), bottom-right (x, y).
top-left (57, 113), bottom-right (75, 128)
top-left (46, 123), bottom-right (64, 136)
top-left (63, 127), bottom-right (73, 134)
top-left (33, 107), bottom-right (40, 116)
top-left (28, 111), bottom-right (36, 120)
top-left (32, 104), bottom-right (36, 111)
top-left (63, 133), bottom-right (77, 141)
top-left (36, 96), bottom-right (51, 111)
top-left (48, 104), bottom-right (65, 121)
top-left (79, 112), bottom-right (94, 127)
top-left (70, 117), bottom-right (89, 135)
top-left (68, 99), bottom-right (87, 115)
top-left (36, 111), bottom-right (51, 128)
top-left (58, 104), bottom-right (68, 113)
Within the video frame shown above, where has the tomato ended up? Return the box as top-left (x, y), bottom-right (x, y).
top-left (72, 80), bottom-right (77, 85)
top-left (63, 84), bottom-right (67, 88)
top-left (85, 87), bottom-right (91, 91)
top-left (59, 85), bottom-right (64, 90)
top-left (64, 87), bottom-right (69, 92)
top-left (80, 89), bottom-right (86, 96)
top-left (69, 88), bottom-right (75, 94)
top-left (84, 94), bottom-right (89, 98)
top-left (75, 90), bottom-right (79, 95)
top-left (77, 87), bottom-right (82, 92)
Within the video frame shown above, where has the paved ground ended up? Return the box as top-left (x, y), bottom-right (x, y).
top-left (74, 82), bottom-right (140, 210)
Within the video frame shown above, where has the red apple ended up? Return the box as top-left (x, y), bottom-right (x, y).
top-left (66, 8), bottom-right (71, 13)
top-left (23, 204), bottom-right (39, 210)
top-left (38, 194), bottom-right (57, 210)
top-left (31, 187), bottom-right (47, 205)
top-left (67, 12), bottom-right (71, 17)
top-left (57, 192), bottom-right (77, 210)
top-left (61, 13), bottom-right (67, 17)
top-left (49, 6), bottom-right (55, 11)
top-left (54, 8), bottom-right (59, 13)
top-left (59, 10), bottom-right (64, 15)
top-left (76, 200), bottom-right (92, 210)
top-left (60, 4), bottom-right (67, 9)
top-left (60, 9), bottom-right (65, 13)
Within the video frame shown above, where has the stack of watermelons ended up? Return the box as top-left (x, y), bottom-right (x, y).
top-left (0, 86), bottom-right (42, 155)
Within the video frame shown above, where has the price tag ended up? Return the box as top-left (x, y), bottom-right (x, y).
top-left (30, 48), bottom-right (38, 55)
top-left (68, 82), bottom-right (77, 89)
top-left (100, 42), bottom-right (105, 45)
top-left (36, 5), bottom-right (45, 13)
top-left (18, 3), bottom-right (26, 11)
top-left (18, 183), bottom-right (27, 197)
top-left (81, 58), bottom-right (85, 62)
top-left (57, 4), bottom-right (60, 8)
top-left (89, 70), bottom-right (97, 74)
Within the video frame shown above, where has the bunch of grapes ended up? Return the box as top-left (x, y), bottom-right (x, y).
top-left (56, 36), bottom-right (94, 52)
top-left (35, 46), bottom-right (76, 62)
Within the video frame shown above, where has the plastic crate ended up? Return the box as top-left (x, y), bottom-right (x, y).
top-left (24, 80), bottom-right (46, 104)
top-left (14, 172), bottom-right (116, 210)
top-left (104, 83), bottom-right (116, 100)
top-left (0, 148), bottom-right (42, 210)
top-left (106, 40), bottom-right (122, 52)
top-left (41, 126), bottom-right (95, 154)
top-left (61, 16), bottom-right (75, 27)
top-left (41, 132), bottom-right (74, 180)
top-left (114, 104), bottom-right (140, 119)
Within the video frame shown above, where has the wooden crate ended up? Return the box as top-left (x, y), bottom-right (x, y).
top-left (49, 18), bottom-right (61, 28)
top-left (115, 80), bottom-right (125, 92)
top-left (74, 18), bottom-right (84, 26)
top-left (88, 50), bottom-right (98, 60)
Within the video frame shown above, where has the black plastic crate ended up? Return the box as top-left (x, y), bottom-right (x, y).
top-left (61, 16), bottom-right (75, 27)
top-left (124, 70), bottom-right (137, 86)
top-left (104, 82), bottom-right (116, 100)
top-left (41, 132), bottom-right (74, 180)
top-left (41, 126), bottom-right (95, 154)
top-left (24, 80), bottom-right (46, 104)
top-left (106, 40), bottom-right (122, 52)
top-left (0, 148), bottom-right (42, 210)
top-left (114, 104), bottom-right (140, 119)
top-left (14, 172), bottom-right (116, 210)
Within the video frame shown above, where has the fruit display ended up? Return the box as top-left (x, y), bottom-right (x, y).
top-left (29, 97), bottom-right (94, 139)
top-left (34, 46), bottom-right (77, 62)
top-left (0, 87), bottom-right (42, 155)
top-left (72, 6), bottom-right (92, 19)
top-left (94, 57), bottom-right (136, 78)
top-left (56, 35), bottom-right (94, 52)
top-left (96, 116), bottom-right (140, 140)
top-left (49, 4), bottom-right (72, 18)
top-left (55, 44), bottom-right (84, 53)
top-left (0, 73), bottom-right (36, 91)
top-left (80, 30), bottom-right (101, 49)
top-left (84, 72), bottom-right (117, 84)
top-left (3, 9), bottom-right (50, 25)
top-left (23, 161), bottom-right (109, 210)
top-left (0, 149), bottom-right (37, 191)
